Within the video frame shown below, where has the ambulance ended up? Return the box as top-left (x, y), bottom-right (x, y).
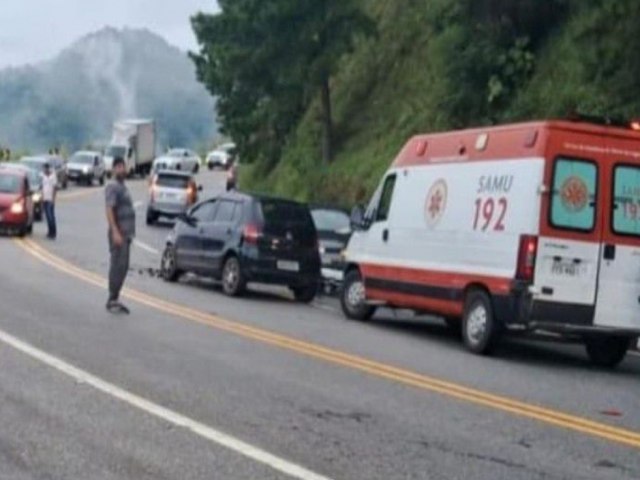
top-left (342, 116), bottom-right (640, 367)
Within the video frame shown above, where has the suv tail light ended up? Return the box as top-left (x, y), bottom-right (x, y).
top-left (243, 224), bottom-right (262, 245)
top-left (516, 235), bottom-right (538, 281)
top-left (187, 183), bottom-right (197, 205)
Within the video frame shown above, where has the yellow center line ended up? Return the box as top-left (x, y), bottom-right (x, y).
top-left (15, 237), bottom-right (640, 449)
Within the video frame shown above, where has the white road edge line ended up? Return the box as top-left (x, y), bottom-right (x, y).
top-left (0, 328), bottom-right (333, 480)
top-left (134, 240), bottom-right (160, 255)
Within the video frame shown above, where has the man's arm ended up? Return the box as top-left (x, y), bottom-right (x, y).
top-left (105, 186), bottom-right (123, 246)
top-left (106, 207), bottom-right (123, 245)
top-left (52, 172), bottom-right (58, 203)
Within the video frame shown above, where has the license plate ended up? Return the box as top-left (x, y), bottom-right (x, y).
top-left (277, 260), bottom-right (299, 272)
top-left (162, 193), bottom-right (177, 200)
top-left (551, 262), bottom-right (586, 277)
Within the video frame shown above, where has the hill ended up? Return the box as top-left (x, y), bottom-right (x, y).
top-left (240, 0), bottom-right (640, 205)
top-left (0, 27), bottom-right (216, 154)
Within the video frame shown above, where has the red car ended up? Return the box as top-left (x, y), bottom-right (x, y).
top-left (0, 169), bottom-right (34, 236)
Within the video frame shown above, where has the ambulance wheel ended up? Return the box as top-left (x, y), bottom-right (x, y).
top-left (584, 336), bottom-right (630, 368)
top-left (462, 289), bottom-right (501, 355)
top-left (341, 270), bottom-right (375, 321)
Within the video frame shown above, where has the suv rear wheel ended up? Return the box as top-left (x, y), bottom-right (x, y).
top-left (292, 285), bottom-right (317, 303)
top-left (584, 336), bottom-right (630, 368)
top-left (222, 256), bottom-right (245, 297)
top-left (146, 209), bottom-right (158, 226)
top-left (341, 270), bottom-right (375, 321)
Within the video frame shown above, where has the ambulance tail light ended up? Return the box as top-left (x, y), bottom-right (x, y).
top-left (516, 235), bottom-right (538, 282)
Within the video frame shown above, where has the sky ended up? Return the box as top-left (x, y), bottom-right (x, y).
top-left (0, 0), bottom-right (219, 69)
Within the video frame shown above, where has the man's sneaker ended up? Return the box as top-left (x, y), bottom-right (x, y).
top-left (106, 300), bottom-right (130, 315)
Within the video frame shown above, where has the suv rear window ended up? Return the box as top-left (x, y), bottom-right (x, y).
top-left (258, 200), bottom-right (316, 245)
top-left (156, 175), bottom-right (190, 189)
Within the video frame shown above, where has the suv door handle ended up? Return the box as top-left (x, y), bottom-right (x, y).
top-left (382, 229), bottom-right (389, 242)
top-left (604, 244), bottom-right (616, 260)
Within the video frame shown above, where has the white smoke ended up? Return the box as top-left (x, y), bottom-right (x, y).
top-left (76, 31), bottom-right (138, 118)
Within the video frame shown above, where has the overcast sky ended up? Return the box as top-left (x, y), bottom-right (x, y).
top-left (0, 0), bottom-right (219, 69)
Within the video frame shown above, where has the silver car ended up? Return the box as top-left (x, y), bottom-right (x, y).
top-left (67, 151), bottom-right (106, 186)
top-left (146, 171), bottom-right (201, 225)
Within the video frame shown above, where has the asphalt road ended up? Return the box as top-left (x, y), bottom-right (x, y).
top-left (0, 170), bottom-right (639, 480)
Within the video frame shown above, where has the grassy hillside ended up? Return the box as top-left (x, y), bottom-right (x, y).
top-left (241, 0), bottom-right (640, 206)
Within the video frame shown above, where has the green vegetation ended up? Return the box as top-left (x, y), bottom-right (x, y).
top-left (193, 0), bottom-right (640, 205)
top-left (191, 0), bottom-right (374, 169)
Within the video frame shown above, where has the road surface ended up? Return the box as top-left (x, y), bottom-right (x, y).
top-left (0, 171), bottom-right (639, 479)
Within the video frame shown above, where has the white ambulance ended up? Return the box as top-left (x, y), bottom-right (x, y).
top-left (342, 117), bottom-right (640, 367)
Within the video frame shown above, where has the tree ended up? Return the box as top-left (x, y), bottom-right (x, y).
top-left (291, 0), bottom-right (376, 163)
top-left (190, 0), bottom-right (374, 166)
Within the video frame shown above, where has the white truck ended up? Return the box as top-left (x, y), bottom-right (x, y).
top-left (104, 119), bottom-right (156, 178)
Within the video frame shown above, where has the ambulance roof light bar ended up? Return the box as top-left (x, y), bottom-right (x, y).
top-left (566, 111), bottom-right (640, 131)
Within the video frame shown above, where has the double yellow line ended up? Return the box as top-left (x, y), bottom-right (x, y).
top-left (15, 237), bottom-right (640, 450)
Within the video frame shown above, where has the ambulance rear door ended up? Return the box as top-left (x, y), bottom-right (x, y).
top-left (593, 137), bottom-right (640, 332)
top-left (532, 133), bottom-right (604, 326)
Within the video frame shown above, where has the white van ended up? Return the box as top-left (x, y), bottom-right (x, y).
top-left (341, 118), bottom-right (640, 367)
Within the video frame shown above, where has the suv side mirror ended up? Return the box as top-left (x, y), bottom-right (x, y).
top-left (350, 205), bottom-right (366, 231)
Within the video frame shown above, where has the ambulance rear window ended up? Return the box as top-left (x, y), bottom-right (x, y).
top-left (550, 158), bottom-right (597, 232)
top-left (612, 165), bottom-right (640, 237)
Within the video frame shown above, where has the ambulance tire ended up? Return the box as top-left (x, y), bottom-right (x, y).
top-left (584, 336), bottom-right (630, 369)
top-left (341, 270), bottom-right (375, 321)
top-left (462, 289), bottom-right (501, 355)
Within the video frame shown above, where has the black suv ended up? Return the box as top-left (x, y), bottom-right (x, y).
top-left (161, 192), bottom-right (321, 302)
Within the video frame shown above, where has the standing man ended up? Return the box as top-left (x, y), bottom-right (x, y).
top-left (105, 157), bottom-right (136, 314)
top-left (41, 162), bottom-right (58, 239)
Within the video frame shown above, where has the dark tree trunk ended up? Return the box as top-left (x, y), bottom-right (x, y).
top-left (320, 76), bottom-right (333, 163)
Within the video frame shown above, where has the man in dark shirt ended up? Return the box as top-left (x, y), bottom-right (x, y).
top-left (105, 157), bottom-right (136, 314)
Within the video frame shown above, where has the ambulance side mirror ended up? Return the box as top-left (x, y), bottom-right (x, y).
top-left (350, 205), bottom-right (366, 231)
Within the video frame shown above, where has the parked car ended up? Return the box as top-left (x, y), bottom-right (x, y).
top-left (226, 161), bottom-right (238, 191)
top-left (310, 206), bottom-right (351, 292)
top-left (0, 169), bottom-right (34, 236)
top-left (166, 148), bottom-right (201, 173)
top-left (0, 163), bottom-right (43, 221)
top-left (147, 171), bottom-right (201, 225)
top-left (151, 155), bottom-right (179, 173)
top-left (206, 150), bottom-right (232, 170)
top-left (160, 192), bottom-right (321, 302)
top-left (20, 155), bottom-right (68, 190)
top-left (67, 151), bottom-right (106, 186)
